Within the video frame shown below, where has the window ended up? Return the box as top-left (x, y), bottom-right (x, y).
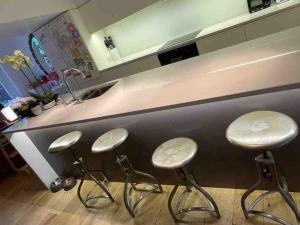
top-left (0, 82), bottom-right (12, 106)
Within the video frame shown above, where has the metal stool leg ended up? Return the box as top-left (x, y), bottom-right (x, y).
top-left (116, 154), bottom-right (163, 217)
top-left (241, 151), bottom-right (300, 225)
top-left (70, 148), bottom-right (114, 208)
top-left (168, 167), bottom-right (220, 222)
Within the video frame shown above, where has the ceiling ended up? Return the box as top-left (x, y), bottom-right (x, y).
top-left (0, 14), bottom-right (59, 38)
top-left (0, 0), bottom-right (89, 38)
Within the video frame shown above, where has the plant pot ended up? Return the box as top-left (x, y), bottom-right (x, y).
top-left (30, 105), bottom-right (43, 116)
top-left (42, 100), bottom-right (56, 110)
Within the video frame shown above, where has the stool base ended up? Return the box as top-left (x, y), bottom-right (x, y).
top-left (116, 154), bottom-right (163, 217)
top-left (168, 167), bottom-right (221, 223)
top-left (71, 148), bottom-right (114, 208)
top-left (242, 151), bottom-right (300, 225)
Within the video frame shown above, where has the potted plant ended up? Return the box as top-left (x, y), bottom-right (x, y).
top-left (41, 92), bottom-right (56, 110)
top-left (28, 99), bottom-right (42, 116)
top-left (0, 50), bottom-right (46, 94)
top-left (30, 92), bottom-right (57, 110)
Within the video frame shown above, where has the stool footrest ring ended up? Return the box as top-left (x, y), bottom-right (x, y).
top-left (117, 154), bottom-right (163, 217)
top-left (241, 151), bottom-right (300, 225)
top-left (168, 167), bottom-right (221, 223)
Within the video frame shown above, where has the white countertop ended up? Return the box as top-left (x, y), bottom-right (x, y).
top-left (5, 24), bottom-right (300, 133)
top-left (100, 0), bottom-right (300, 71)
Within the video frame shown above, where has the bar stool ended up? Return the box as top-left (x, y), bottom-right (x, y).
top-left (226, 111), bottom-right (300, 225)
top-left (48, 131), bottom-right (114, 208)
top-left (92, 128), bottom-right (163, 217)
top-left (152, 137), bottom-right (221, 222)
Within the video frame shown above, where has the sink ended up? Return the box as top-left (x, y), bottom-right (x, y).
top-left (78, 82), bottom-right (116, 101)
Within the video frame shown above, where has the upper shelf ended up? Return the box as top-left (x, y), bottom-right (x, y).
top-left (79, 0), bottom-right (159, 33)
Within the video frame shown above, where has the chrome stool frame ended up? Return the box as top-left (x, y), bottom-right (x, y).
top-left (115, 152), bottom-right (163, 218)
top-left (168, 167), bottom-right (221, 222)
top-left (70, 147), bottom-right (115, 208)
top-left (242, 151), bottom-right (300, 225)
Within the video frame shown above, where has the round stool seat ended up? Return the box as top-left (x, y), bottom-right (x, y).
top-left (92, 128), bottom-right (128, 154)
top-left (152, 137), bottom-right (197, 170)
top-left (48, 131), bottom-right (82, 153)
top-left (226, 111), bottom-right (298, 150)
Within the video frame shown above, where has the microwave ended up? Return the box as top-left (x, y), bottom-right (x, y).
top-left (247, 0), bottom-right (271, 13)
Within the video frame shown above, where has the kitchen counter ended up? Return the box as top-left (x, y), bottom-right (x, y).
top-left (100, 0), bottom-right (300, 71)
top-left (5, 25), bottom-right (300, 134)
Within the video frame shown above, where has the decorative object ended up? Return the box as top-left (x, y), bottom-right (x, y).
top-left (42, 100), bottom-right (56, 110)
top-left (30, 92), bottom-right (57, 110)
top-left (50, 177), bottom-right (65, 193)
top-left (62, 177), bottom-right (77, 191)
top-left (28, 100), bottom-right (43, 116)
top-left (28, 33), bottom-right (53, 75)
top-left (1, 107), bottom-right (18, 122)
top-left (9, 97), bottom-right (34, 118)
top-left (104, 36), bottom-right (121, 61)
top-left (0, 50), bottom-right (46, 94)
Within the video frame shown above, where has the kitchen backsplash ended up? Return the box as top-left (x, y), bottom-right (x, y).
top-left (101, 0), bottom-right (248, 57)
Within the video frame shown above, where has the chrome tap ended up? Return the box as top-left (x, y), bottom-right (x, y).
top-left (62, 68), bottom-right (87, 104)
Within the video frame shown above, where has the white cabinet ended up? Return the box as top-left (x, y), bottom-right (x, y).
top-left (101, 64), bottom-right (129, 82)
top-left (196, 27), bottom-right (247, 54)
top-left (245, 7), bottom-right (300, 40)
top-left (79, 0), bottom-right (158, 33)
top-left (101, 55), bottom-right (160, 81)
top-left (125, 55), bottom-right (160, 75)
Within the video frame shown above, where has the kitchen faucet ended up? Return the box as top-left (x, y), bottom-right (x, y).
top-left (62, 68), bottom-right (87, 104)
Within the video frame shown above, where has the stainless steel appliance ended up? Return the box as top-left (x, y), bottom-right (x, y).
top-left (247, 0), bottom-right (271, 13)
top-left (158, 43), bottom-right (199, 66)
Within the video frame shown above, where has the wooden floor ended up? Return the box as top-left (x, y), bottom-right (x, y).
top-left (0, 172), bottom-right (299, 225)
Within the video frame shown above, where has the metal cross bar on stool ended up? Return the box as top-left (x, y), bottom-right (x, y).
top-left (69, 147), bottom-right (114, 208)
top-left (152, 137), bottom-right (221, 223)
top-left (168, 167), bottom-right (221, 222)
top-left (48, 131), bottom-right (114, 209)
top-left (226, 111), bottom-right (300, 225)
top-left (91, 128), bottom-right (163, 218)
top-left (241, 151), bottom-right (300, 225)
top-left (116, 153), bottom-right (163, 218)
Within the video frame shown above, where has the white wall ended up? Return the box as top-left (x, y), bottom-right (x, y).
top-left (0, 34), bottom-right (44, 97)
top-left (0, 0), bottom-right (75, 24)
top-left (89, 0), bottom-right (248, 59)
top-left (81, 0), bottom-right (249, 69)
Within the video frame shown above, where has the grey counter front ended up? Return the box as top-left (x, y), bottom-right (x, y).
top-left (4, 26), bottom-right (300, 189)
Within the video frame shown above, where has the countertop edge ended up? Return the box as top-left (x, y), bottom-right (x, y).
top-left (5, 82), bottom-right (300, 134)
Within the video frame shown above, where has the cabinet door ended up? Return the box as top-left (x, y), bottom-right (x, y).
top-left (196, 27), bottom-right (247, 54)
top-left (125, 55), bottom-right (161, 76)
top-left (79, 0), bottom-right (158, 33)
top-left (245, 7), bottom-right (300, 40)
top-left (100, 64), bottom-right (129, 81)
top-left (78, 0), bottom-right (116, 33)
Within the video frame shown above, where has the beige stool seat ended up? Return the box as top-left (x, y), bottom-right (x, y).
top-left (48, 131), bottom-right (82, 153)
top-left (226, 111), bottom-right (298, 150)
top-left (152, 137), bottom-right (197, 169)
top-left (92, 128), bottom-right (128, 154)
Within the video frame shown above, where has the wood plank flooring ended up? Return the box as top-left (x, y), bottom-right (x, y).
top-left (0, 172), bottom-right (298, 225)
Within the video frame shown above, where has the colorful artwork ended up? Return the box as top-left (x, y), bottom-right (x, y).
top-left (31, 35), bottom-right (53, 73)
top-left (47, 16), bottom-right (95, 76)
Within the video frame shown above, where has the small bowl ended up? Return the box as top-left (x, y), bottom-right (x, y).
top-left (50, 177), bottom-right (64, 193)
top-left (42, 100), bottom-right (56, 110)
top-left (62, 177), bottom-right (77, 191)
